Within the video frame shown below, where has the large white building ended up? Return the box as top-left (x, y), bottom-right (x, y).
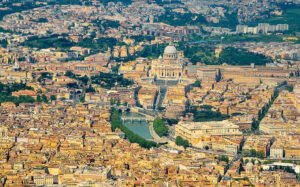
top-left (149, 44), bottom-right (184, 79)
top-left (236, 23), bottom-right (289, 34)
top-left (270, 145), bottom-right (284, 159)
top-left (175, 120), bottom-right (242, 142)
top-left (259, 122), bottom-right (298, 135)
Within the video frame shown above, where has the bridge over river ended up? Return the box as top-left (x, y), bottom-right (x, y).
top-left (120, 112), bottom-right (167, 143)
top-left (120, 113), bottom-right (155, 124)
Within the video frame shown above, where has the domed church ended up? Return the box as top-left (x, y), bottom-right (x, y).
top-left (149, 44), bottom-right (184, 79)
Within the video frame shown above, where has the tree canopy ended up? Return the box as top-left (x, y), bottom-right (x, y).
top-left (175, 136), bottom-right (189, 149)
top-left (158, 9), bottom-right (207, 26)
top-left (153, 117), bottom-right (168, 137)
top-left (181, 44), bottom-right (271, 66)
top-left (91, 72), bottom-right (133, 89)
top-left (187, 105), bottom-right (229, 122)
top-left (0, 82), bottom-right (35, 106)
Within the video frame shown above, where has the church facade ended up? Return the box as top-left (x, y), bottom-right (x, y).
top-left (149, 44), bottom-right (184, 79)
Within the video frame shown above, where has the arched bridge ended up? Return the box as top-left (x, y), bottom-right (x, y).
top-left (121, 114), bottom-right (155, 124)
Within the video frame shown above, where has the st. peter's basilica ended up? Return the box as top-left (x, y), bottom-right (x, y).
top-left (149, 44), bottom-right (184, 79)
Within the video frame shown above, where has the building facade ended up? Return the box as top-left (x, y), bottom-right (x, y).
top-left (149, 44), bottom-right (184, 79)
top-left (285, 147), bottom-right (300, 159)
top-left (175, 120), bottom-right (242, 143)
top-left (294, 79), bottom-right (300, 112)
top-left (270, 146), bottom-right (284, 159)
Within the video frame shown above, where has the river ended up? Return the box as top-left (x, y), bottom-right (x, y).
top-left (121, 112), bottom-right (153, 140)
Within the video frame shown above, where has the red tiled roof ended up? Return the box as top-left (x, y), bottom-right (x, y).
top-left (12, 90), bottom-right (37, 96)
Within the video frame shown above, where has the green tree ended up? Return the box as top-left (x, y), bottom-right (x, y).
top-left (250, 149), bottom-right (257, 157)
top-left (111, 64), bottom-right (120, 74)
top-left (194, 80), bottom-right (201, 87)
top-left (187, 105), bottom-right (228, 122)
top-left (50, 95), bottom-right (56, 101)
top-left (42, 94), bottom-right (48, 103)
top-left (285, 85), bottom-right (294, 92)
top-left (153, 117), bottom-right (168, 137)
top-left (256, 151), bottom-right (265, 158)
top-left (90, 72), bottom-right (133, 89)
top-left (219, 47), bottom-right (271, 66)
top-left (242, 149), bottom-right (265, 158)
top-left (21, 35), bottom-right (74, 50)
top-left (79, 96), bottom-right (85, 103)
top-left (117, 99), bottom-right (121, 106)
top-left (110, 98), bottom-right (114, 105)
top-left (66, 82), bottom-right (78, 89)
top-left (78, 75), bottom-right (89, 85)
top-left (37, 95), bottom-right (42, 103)
top-left (85, 85), bottom-right (95, 93)
top-left (216, 70), bottom-right (222, 82)
top-left (65, 71), bottom-right (75, 77)
top-left (251, 118), bottom-right (259, 131)
top-left (218, 155), bottom-right (229, 163)
top-left (175, 136), bottom-right (189, 149)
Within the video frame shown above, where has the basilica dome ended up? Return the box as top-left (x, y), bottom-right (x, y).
top-left (163, 44), bottom-right (177, 61)
top-left (164, 45), bottom-right (177, 55)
